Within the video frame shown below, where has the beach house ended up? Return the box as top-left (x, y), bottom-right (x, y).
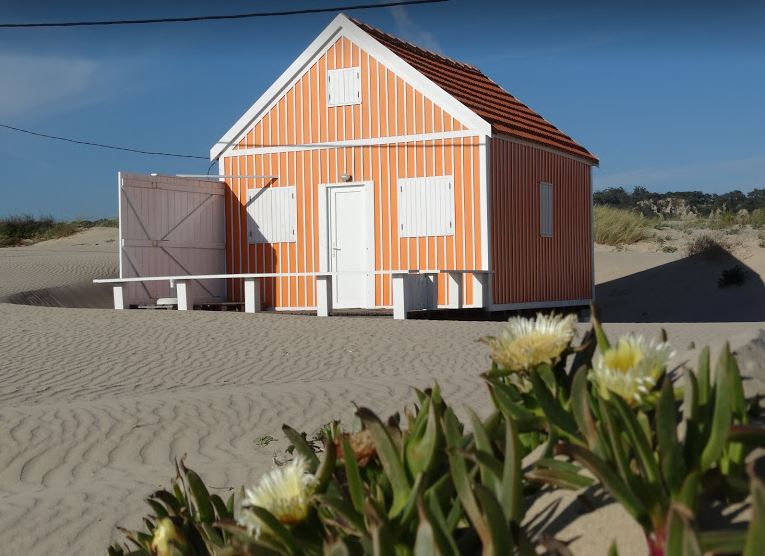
top-left (109, 14), bottom-right (598, 316)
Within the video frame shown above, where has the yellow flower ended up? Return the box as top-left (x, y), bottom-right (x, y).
top-left (238, 456), bottom-right (317, 537)
top-left (481, 313), bottom-right (577, 371)
top-left (590, 334), bottom-right (675, 405)
top-left (150, 518), bottom-right (186, 556)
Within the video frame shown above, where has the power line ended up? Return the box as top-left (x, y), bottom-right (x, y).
top-left (0, 123), bottom-right (209, 160)
top-left (0, 0), bottom-right (447, 28)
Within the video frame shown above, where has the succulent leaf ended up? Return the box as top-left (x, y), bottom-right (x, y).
top-left (356, 407), bottom-right (411, 519)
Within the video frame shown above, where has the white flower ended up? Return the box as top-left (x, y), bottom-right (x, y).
top-left (590, 334), bottom-right (675, 405)
top-left (481, 313), bottom-right (577, 371)
top-left (238, 456), bottom-right (317, 537)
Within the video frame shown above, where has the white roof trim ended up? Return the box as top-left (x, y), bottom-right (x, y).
top-left (210, 13), bottom-right (491, 161)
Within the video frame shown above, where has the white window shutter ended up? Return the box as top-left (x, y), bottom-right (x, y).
top-left (327, 67), bottom-right (362, 107)
top-left (397, 176), bottom-right (455, 237)
top-left (246, 186), bottom-right (298, 244)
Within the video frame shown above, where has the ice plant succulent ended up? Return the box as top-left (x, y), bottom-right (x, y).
top-left (150, 518), bottom-right (186, 556)
top-left (335, 429), bottom-right (377, 467)
top-left (590, 334), bottom-right (674, 405)
top-left (238, 455), bottom-right (318, 537)
top-left (481, 312), bottom-right (576, 371)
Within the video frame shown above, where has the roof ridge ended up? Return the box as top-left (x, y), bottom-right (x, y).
top-left (348, 16), bottom-right (482, 74)
top-left (345, 14), bottom-right (597, 164)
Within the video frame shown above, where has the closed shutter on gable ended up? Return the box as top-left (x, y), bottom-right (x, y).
top-left (327, 67), bottom-right (362, 106)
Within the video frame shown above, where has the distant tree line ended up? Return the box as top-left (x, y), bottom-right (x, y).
top-left (594, 186), bottom-right (765, 216)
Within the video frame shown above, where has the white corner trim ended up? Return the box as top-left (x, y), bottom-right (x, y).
top-left (317, 184), bottom-right (328, 272)
top-left (478, 134), bottom-right (491, 305)
top-left (478, 135), bottom-right (490, 271)
top-left (590, 165), bottom-right (595, 300)
top-left (117, 172), bottom-right (123, 278)
top-left (210, 14), bottom-right (491, 161)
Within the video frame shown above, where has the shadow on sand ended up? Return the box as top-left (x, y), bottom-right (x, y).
top-left (596, 247), bottom-right (765, 323)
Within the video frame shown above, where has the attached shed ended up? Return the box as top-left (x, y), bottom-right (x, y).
top-left (210, 14), bottom-right (598, 312)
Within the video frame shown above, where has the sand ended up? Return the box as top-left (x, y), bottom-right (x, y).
top-left (0, 227), bottom-right (119, 307)
top-left (0, 228), bottom-right (763, 555)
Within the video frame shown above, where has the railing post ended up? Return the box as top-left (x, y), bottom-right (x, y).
top-left (175, 279), bottom-right (193, 311)
top-left (316, 274), bottom-right (332, 317)
top-left (112, 285), bottom-right (125, 310)
top-left (426, 273), bottom-right (438, 309)
top-left (392, 272), bottom-right (409, 320)
top-left (446, 272), bottom-right (463, 309)
top-left (473, 272), bottom-right (490, 308)
top-left (244, 278), bottom-right (261, 313)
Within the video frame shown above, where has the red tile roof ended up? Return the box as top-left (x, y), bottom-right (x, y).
top-left (352, 18), bottom-right (598, 164)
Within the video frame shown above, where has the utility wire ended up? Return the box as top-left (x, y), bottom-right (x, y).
top-left (0, 0), bottom-right (447, 28)
top-left (0, 123), bottom-right (477, 162)
top-left (0, 123), bottom-right (209, 160)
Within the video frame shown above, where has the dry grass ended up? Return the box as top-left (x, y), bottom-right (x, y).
top-left (683, 233), bottom-right (735, 258)
top-left (594, 206), bottom-right (652, 246)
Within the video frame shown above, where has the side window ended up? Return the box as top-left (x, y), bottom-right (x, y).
top-left (246, 186), bottom-right (297, 244)
top-left (397, 176), bottom-right (455, 237)
top-left (540, 182), bottom-right (553, 237)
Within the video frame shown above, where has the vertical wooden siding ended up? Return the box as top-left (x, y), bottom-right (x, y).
top-left (221, 36), bottom-right (482, 309)
top-left (490, 137), bottom-right (593, 305)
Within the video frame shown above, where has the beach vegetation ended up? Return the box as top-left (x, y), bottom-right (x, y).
top-left (0, 214), bottom-right (117, 246)
top-left (594, 206), bottom-right (652, 246)
top-left (109, 310), bottom-right (765, 556)
top-left (683, 233), bottom-right (734, 258)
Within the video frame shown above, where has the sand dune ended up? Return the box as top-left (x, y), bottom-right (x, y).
top-left (0, 227), bottom-right (118, 306)
top-left (0, 229), bottom-right (763, 555)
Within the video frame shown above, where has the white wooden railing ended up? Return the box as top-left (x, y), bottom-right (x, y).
top-left (94, 270), bottom-right (490, 320)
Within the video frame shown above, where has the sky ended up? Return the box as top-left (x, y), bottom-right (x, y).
top-left (0, 0), bottom-right (763, 218)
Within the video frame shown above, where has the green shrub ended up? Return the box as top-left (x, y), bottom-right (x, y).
top-left (0, 214), bottom-right (81, 245)
top-left (594, 206), bottom-right (651, 246)
top-left (750, 208), bottom-right (765, 228)
top-left (0, 214), bottom-right (115, 246)
top-left (73, 217), bottom-right (119, 228)
top-left (0, 214), bottom-right (55, 245)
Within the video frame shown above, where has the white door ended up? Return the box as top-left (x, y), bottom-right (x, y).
top-left (328, 185), bottom-right (368, 308)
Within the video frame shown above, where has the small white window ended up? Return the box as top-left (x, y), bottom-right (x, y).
top-left (246, 186), bottom-right (297, 244)
top-left (398, 176), bottom-right (455, 237)
top-left (540, 182), bottom-right (553, 237)
top-left (327, 67), bottom-right (361, 107)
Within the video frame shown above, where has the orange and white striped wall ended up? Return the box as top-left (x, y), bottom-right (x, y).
top-left (213, 17), bottom-right (593, 312)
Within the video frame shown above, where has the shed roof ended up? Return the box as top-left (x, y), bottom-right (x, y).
top-left (352, 18), bottom-right (598, 165)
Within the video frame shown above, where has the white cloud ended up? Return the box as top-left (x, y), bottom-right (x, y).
top-left (390, 6), bottom-right (442, 52)
top-left (0, 53), bottom-right (99, 118)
